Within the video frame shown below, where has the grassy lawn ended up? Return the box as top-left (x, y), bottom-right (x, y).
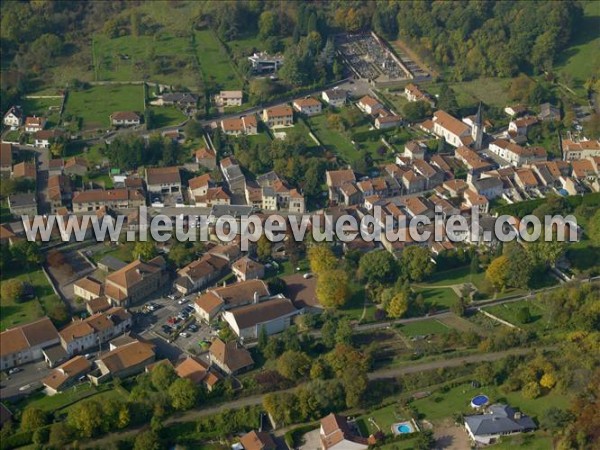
top-left (483, 300), bottom-right (548, 331)
top-left (555, 1), bottom-right (600, 95)
top-left (195, 29), bottom-right (243, 90)
top-left (397, 319), bottom-right (453, 337)
top-left (91, 243), bottom-right (135, 264)
top-left (247, 130), bottom-right (272, 147)
top-left (339, 282), bottom-right (369, 321)
top-left (413, 286), bottom-right (459, 309)
top-left (490, 431), bottom-right (554, 450)
top-left (148, 106), bottom-right (187, 128)
top-left (0, 201), bottom-right (13, 222)
top-left (411, 381), bottom-right (569, 423)
top-left (21, 96), bottom-right (63, 128)
top-left (356, 404), bottom-right (407, 437)
top-left (0, 268), bottom-right (57, 331)
top-left (307, 114), bottom-right (361, 164)
top-left (65, 84), bottom-right (145, 129)
top-left (3, 130), bottom-right (21, 142)
top-left (422, 78), bottom-right (511, 109)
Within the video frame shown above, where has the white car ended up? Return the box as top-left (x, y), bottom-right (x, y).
top-left (178, 298), bottom-right (188, 305)
top-left (180, 332), bottom-right (190, 338)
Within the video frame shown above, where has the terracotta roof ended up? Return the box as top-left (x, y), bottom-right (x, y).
top-left (412, 159), bottom-right (438, 178)
top-left (433, 110), bottom-right (470, 137)
top-left (73, 276), bottom-right (103, 297)
top-left (294, 97), bottom-right (321, 108)
top-left (198, 187), bottom-right (230, 202)
top-left (401, 196), bottom-right (430, 216)
top-left (87, 296), bottom-right (111, 314)
top-left (209, 338), bottom-right (254, 373)
top-left (359, 95), bottom-right (381, 108)
top-left (376, 115), bottom-right (402, 124)
top-left (175, 356), bottom-right (210, 384)
top-left (226, 297), bottom-right (296, 330)
top-left (42, 355), bottom-right (91, 391)
top-left (212, 279), bottom-right (269, 308)
top-left (189, 174), bottom-right (212, 190)
top-left (72, 188), bottom-right (144, 204)
top-left (146, 166), bottom-right (181, 185)
top-left (105, 257), bottom-right (165, 291)
top-left (326, 169), bottom-right (356, 188)
top-left (219, 90), bottom-right (243, 99)
top-left (264, 105), bottom-right (293, 117)
top-left (35, 129), bottom-right (64, 141)
top-left (320, 413), bottom-right (369, 450)
top-left (59, 309), bottom-right (119, 344)
top-left (515, 169), bottom-right (539, 187)
top-left (0, 143), bottom-right (13, 168)
top-left (562, 138), bottom-right (600, 153)
top-left (195, 147), bottom-right (216, 160)
top-left (571, 159), bottom-right (595, 178)
top-left (243, 115), bottom-right (257, 128)
top-left (239, 431), bottom-right (277, 450)
top-left (221, 117), bottom-right (245, 132)
top-left (12, 161), bottom-right (36, 179)
top-left (443, 179), bottom-right (468, 194)
top-left (464, 189), bottom-right (488, 206)
top-left (232, 256), bottom-right (264, 276)
top-left (195, 291), bottom-right (224, 314)
top-left (0, 317), bottom-right (59, 357)
top-left (178, 253), bottom-right (228, 283)
top-left (25, 116), bottom-right (45, 127)
top-left (98, 340), bottom-right (155, 374)
top-left (110, 111), bottom-right (140, 121)
top-left (48, 158), bottom-right (64, 169)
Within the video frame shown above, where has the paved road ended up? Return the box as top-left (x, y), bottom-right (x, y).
top-left (80, 346), bottom-right (547, 448)
top-left (0, 360), bottom-right (50, 400)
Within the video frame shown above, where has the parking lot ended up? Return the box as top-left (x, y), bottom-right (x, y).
top-left (134, 293), bottom-right (217, 356)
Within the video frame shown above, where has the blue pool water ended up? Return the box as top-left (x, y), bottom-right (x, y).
top-left (471, 395), bottom-right (489, 407)
top-left (397, 424), bottom-right (412, 433)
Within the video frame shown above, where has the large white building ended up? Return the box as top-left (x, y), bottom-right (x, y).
top-left (0, 317), bottom-right (60, 370)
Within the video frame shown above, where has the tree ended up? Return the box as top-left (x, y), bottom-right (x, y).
top-left (268, 277), bottom-right (287, 295)
top-left (133, 241), bottom-right (158, 260)
top-left (168, 242), bottom-right (199, 268)
top-left (541, 407), bottom-right (573, 429)
top-left (316, 270), bottom-right (350, 308)
top-left (470, 253), bottom-right (480, 275)
top-left (522, 381), bottom-right (542, 399)
top-left (386, 291), bottom-right (409, 318)
top-left (1, 279), bottom-right (24, 302)
top-left (414, 430), bottom-right (436, 450)
top-left (276, 350), bottom-right (312, 380)
top-left (48, 422), bottom-right (72, 447)
top-left (258, 325), bottom-right (268, 350)
top-left (257, 235), bottom-right (272, 262)
top-left (540, 372), bottom-right (557, 390)
top-left (403, 101), bottom-right (432, 122)
top-left (151, 362), bottom-right (177, 391)
top-left (486, 255), bottom-right (510, 290)
top-left (67, 400), bottom-right (104, 438)
top-left (517, 306), bottom-right (532, 324)
top-left (321, 318), bottom-right (337, 349)
top-left (451, 296), bottom-right (467, 317)
top-left (474, 362), bottom-right (496, 385)
top-left (258, 11), bottom-right (277, 39)
top-left (400, 246), bottom-right (434, 282)
top-left (342, 365), bottom-right (368, 407)
top-left (308, 245), bottom-right (337, 275)
top-left (335, 318), bottom-right (353, 345)
top-left (21, 407), bottom-right (47, 431)
top-left (358, 250), bottom-right (397, 284)
top-left (185, 119), bottom-right (203, 139)
top-left (168, 378), bottom-right (198, 410)
top-left (11, 240), bottom-right (43, 267)
top-left (134, 430), bottom-right (161, 450)
top-left (586, 210), bottom-right (600, 245)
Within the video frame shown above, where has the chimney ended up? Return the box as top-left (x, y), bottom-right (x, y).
top-left (253, 291), bottom-right (259, 304)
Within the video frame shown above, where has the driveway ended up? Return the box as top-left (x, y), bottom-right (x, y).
top-left (433, 419), bottom-right (470, 450)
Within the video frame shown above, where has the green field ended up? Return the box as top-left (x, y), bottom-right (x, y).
top-left (426, 266), bottom-right (487, 290)
top-left (195, 29), bottom-right (243, 90)
top-left (307, 114), bottom-right (361, 164)
top-left (411, 381), bottom-right (569, 422)
top-left (555, 1), bottom-right (600, 95)
top-left (0, 269), bottom-right (55, 331)
top-left (422, 78), bottom-right (511, 109)
top-left (483, 300), bottom-right (548, 331)
top-left (397, 319), bottom-right (452, 337)
top-left (93, 33), bottom-right (197, 87)
top-left (356, 404), bottom-right (408, 436)
top-left (413, 286), bottom-right (459, 309)
top-left (148, 106), bottom-right (187, 128)
top-left (64, 84), bottom-right (145, 129)
top-left (490, 432), bottom-right (554, 450)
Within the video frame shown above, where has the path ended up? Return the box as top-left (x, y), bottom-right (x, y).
top-left (81, 347), bottom-right (548, 448)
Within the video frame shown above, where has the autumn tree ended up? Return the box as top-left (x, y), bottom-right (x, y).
top-left (316, 270), bottom-right (350, 309)
top-left (400, 246), bottom-right (434, 282)
top-left (256, 235), bottom-right (272, 262)
top-left (21, 407), bottom-right (48, 431)
top-left (67, 400), bottom-right (104, 438)
top-left (522, 381), bottom-right (541, 399)
top-left (133, 241), bottom-right (158, 261)
top-left (308, 245), bottom-right (337, 275)
top-left (134, 430), bottom-right (161, 450)
top-left (1, 279), bottom-right (24, 302)
top-left (168, 378), bottom-right (198, 410)
top-left (386, 291), bottom-right (409, 318)
top-left (151, 362), bottom-right (177, 391)
top-left (486, 255), bottom-right (510, 290)
top-left (276, 350), bottom-right (312, 380)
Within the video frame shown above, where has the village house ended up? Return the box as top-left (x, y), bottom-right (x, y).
top-left (11, 161), bottom-right (36, 180)
top-left (403, 140), bottom-right (427, 159)
top-left (469, 176), bottom-right (504, 199)
top-left (570, 158), bottom-right (598, 182)
top-left (404, 83), bottom-right (435, 106)
top-left (463, 189), bottom-right (489, 214)
top-left (239, 431), bottom-right (277, 450)
top-left (508, 116), bottom-right (539, 140)
top-left (58, 307), bottom-right (132, 356)
top-left (110, 111), bottom-right (141, 127)
top-left (71, 188), bottom-right (145, 212)
top-left (256, 171), bottom-right (305, 213)
top-left (7, 193), bottom-right (37, 217)
top-left (158, 92), bottom-right (198, 108)
top-left (326, 169), bottom-right (357, 204)
top-left (104, 256), bottom-right (169, 306)
top-left (145, 166), bottom-right (181, 194)
top-left (86, 296), bottom-right (111, 315)
top-left (34, 129), bottom-right (64, 149)
top-left (442, 179), bottom-right (468, 197)
top-left (216, 90), bottom-right (243, 107)
top-left (0, 143), bottom-right (13, 172)
top-left (194, 147), bottom-right (217, 170)
top-left (432, 110), bottom-right (474, 148)
top-left (562, 138), bottom-right (600, 161)
top-left (514, 168), bottom-right (540, 192)
top-left (319, 413), bottom-right (370, 450)
top-left (174, 253), bottom-right (229, 295)
top-left (222, 296), bottom-right (299, 340)
top-left (24, 116), bottom-right (46, 133)
top-left (293, 97), bottom-right (322, 116)
top-left (42, 355), bottom-right (91, 395)
top-left (412, 158), bottom-right (444, 189)
top-left (64, 157), bottom-right (88, 177)
top-left (92, 339), bottom-right (155, 382)
top-left (401, 196), bottom-right (434, 219)
top-left (188, 173), bottom-right (213, 199)
top-left (73, 276), bottom-right (103, 301)
top-left (175, 356), bottom-right (221, 391)
top-left (220, 157), bottom-right (246, 192)
top-left (488, 140), bottom-right (547, 167)
top-left (248, 52), bottom-right (284, 73)
top-left (48, 158), bottom-right (64, 176)
top-left (465, 404), bottom-right (537, 445)
top-left (3, 106), bottom-right (23, 129)
top-left (232, 256), bottom-right (265, 281)
top-left (504, 104), bottom-right (528, 117)
top-left (321, 89), bottom-right (347, 107)
top-left (0, 317), bottom-right (60, 370)
top-left (262, 105), bottom-right (293, 127)
top-left (357, 95), bottom-right (382, 115)
top-left (193, 279), bottom-right (270, 322)
top-left (220, 115), bottom-right (258, 136)
top-left (375, 114), bottom-right (403, 130)
top-left (208, 338), bottom-right (254, 375)
top-left (455, 146), bottom-right (493, 175)
top-left (402, 170), bottom-right (426, 194)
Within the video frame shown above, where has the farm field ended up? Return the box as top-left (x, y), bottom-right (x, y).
top-left (64, 85), bottom-right (145, 129)
top-left (194, 29), bottom-right (243, 90)
top-left (421, 77), bottom-right (511, 109)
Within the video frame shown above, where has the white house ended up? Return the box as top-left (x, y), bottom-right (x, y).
top-left (432, 110), bottom-right (473, 148)
top-left (322, 89), bottom-right (346, 107)
top-left (3, 106), bottom-right (23, 129)
top-left (110, 111), bottom-right (141, 127)
top-left (465, 404), bottom-right (537, 445)
top-left (0, 317), bottom-right (60, 370)
top-left (489, 140), bottom-right (547, 167)
top-left (216, 90), bottom-right (243, 107)
top-left (293, 97), bottom-right (322, 116)
top-left (357, 95), bottom-right (382, 115)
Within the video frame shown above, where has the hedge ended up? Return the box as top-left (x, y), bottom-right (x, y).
top-left (1, 425), bottom-right (52, 450)
top-left (495, 192), bottom-right (600, 217)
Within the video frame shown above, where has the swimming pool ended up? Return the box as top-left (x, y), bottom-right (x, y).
top-left (471, 394), bottom-right (489, 408)
top-left (391, 421), bottom-right (415, 435)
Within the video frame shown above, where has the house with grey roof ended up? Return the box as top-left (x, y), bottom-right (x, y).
top-left (464, 404), bottom-right (537, 445)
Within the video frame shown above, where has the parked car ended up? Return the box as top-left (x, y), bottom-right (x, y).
top-left (188, 324), bottom-right (198, 332)
top-left (178, 298), bottom-right (188, 305)
top-left (180, 332), bottom-right (190, 338)
top-left (8, 368), bottom-right (21, 375)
